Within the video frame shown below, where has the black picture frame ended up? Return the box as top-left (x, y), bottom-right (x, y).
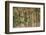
top-left (5, 1), bottom-right (45, 34)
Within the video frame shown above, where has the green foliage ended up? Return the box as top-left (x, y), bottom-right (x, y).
top-left (13, 7), bottom-right (40, 27)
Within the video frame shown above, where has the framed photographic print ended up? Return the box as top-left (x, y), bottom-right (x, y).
top-left (5, 1), bottom-right (45, 34)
